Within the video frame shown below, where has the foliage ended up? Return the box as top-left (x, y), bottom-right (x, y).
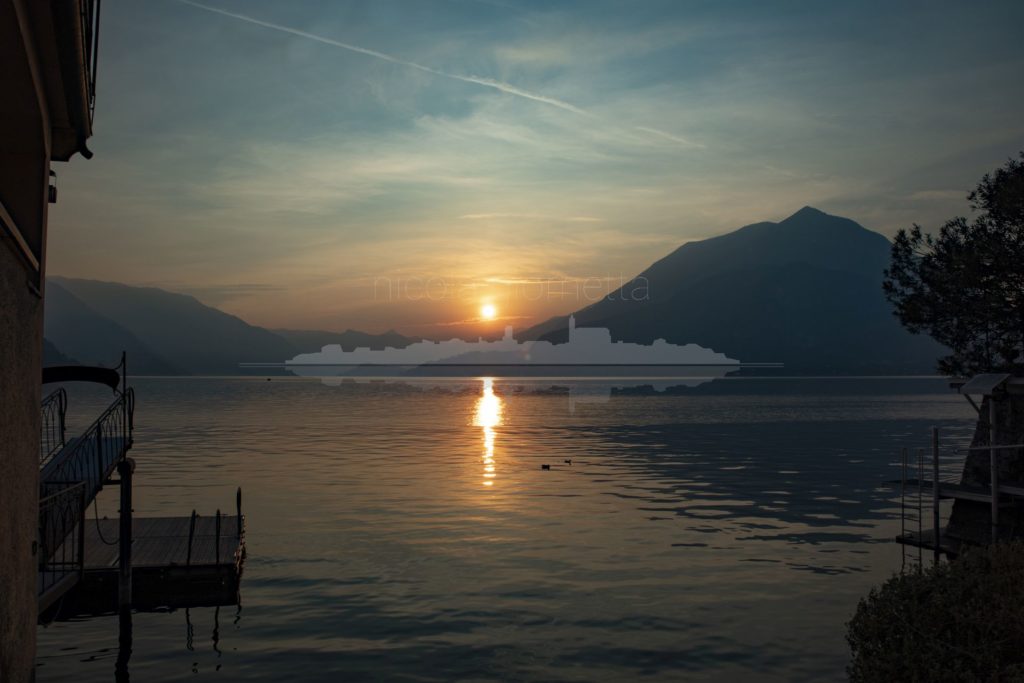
top-left (846, 542), bottom-right (1024, 682)
top-left (883, 152), bottom-right (1024, 375)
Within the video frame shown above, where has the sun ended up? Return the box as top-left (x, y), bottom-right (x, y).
top-left (480, 303), bottom-right (497, 320)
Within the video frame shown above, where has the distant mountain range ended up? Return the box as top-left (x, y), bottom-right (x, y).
top-left (44, 278), bottom-right (413, 375)
top-left (44, 206), bottom-right (943, 375)
top-left (522, 206), bottom-right (943, 372)
top-left (272, 328), bottom-right (413, 354)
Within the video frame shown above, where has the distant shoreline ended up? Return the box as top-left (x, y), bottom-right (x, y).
top-left (241, 362), bottom-right (782, 367)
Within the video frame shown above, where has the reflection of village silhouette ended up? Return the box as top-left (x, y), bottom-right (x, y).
top-left (316, 374), bottom-right (737, 416)
top-left (286, 316), bottom-right (737, 378)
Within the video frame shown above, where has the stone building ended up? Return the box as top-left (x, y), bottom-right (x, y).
top-left (0, 1), bottom-right (100, 679)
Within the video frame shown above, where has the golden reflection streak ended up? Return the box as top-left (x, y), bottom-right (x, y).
top-left (472, 377), bottom-right (503, 487)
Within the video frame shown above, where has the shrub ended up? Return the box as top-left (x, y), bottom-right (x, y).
top-left (847, 542), bottom-right (1024, 682)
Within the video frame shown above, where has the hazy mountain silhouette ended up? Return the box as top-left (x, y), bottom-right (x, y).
top-left (42, 337), bottom-right (78, 366)
top-left (44, 280), bottom-right (181, 373)
top-left (44, 278), bottom-right (419, 375)
top-left (44, 207), bottom-right (942, 375)
top-left (523, 207), bottom-right (943, 372)
top-left (273, 328), bottom-right (414, 353)
top-left (49, 277), bottom-right (296, 375)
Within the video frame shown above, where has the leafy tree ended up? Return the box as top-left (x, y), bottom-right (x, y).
top-left (883, 152), bottom-right (1024, 375)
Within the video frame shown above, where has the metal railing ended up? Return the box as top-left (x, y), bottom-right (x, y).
top-left (41, 388), bottom-right (134, 501)
top-left (38, 481), bottom-right (86, 606)
top-left (896, 426), bottom-right (1024, 568)
top-left (40, 388), bottom-right (68, 466)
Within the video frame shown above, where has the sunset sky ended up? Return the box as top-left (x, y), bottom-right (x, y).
top-left (47, 0), bottom-right (1024, 336)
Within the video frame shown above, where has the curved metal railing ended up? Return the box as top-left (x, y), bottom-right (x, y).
top-left (40, 388), bottom-right (68, 466)
top-left (37, 481), bottom-right (86, 609)
top-left (41, 388), bottom-right (134, 501)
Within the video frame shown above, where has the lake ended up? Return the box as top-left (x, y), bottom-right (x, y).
top-left (36, 376), bottom-right (977, 681)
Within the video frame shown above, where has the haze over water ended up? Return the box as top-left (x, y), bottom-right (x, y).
top-left (38, 376), bottom-right (975, 681)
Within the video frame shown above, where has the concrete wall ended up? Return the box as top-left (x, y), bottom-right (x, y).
top-left (0, 242), bottom-right (42, 682)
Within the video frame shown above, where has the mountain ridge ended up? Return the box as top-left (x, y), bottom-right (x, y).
top-left (44, 207), bottom-right (943, 374)
top-left (44, 278), bottom-right (421, 374)
top-left (523, 207), bottom-right (941, 372)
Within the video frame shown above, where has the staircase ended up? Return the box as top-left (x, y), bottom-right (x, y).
top-left (37, 374), bottom-right (134, 612)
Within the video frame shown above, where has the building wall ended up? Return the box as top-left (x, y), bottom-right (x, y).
top-left (1, 1), bottom-right (51, 679)
top-left (0, 242), bottom-right (42, 682)
top-left (946, 394), bottom-right (1024, 544)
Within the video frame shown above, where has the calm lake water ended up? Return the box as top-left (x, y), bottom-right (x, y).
top-left (37, 376), bottom-right (977, 682)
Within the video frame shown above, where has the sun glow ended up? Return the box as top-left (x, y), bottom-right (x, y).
top-left (480, 303), bottom-right (497, 320)
top-left (473, 378), bottom-right (503, 487)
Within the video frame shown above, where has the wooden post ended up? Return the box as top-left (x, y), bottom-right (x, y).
top-left (186, 510), bottom-right (197, 567)
top-left (990, 397), bottom-right (999, 544)
top-left (115, 604), bottom-right (132, 683)
top-left (916, 448), bottom-right (923, 570)
top-left (932, 427), bottom-right (940, 565)
top-left (215, 509), bottom-right (221, 565)
top-left (117, 458), bottom-right (133, 610)
top-left (900, 448), bottom-right (907, 540)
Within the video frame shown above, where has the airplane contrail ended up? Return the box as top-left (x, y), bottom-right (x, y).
top-left (173, 0), bottom-right (588, 116)
top-left (634, 126), bottom-right (705, 149)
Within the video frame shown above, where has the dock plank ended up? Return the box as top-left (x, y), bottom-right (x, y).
top-left (82, 515), bottom-right (244, 569)
top-left (47, 512), bottom-right (245, 617)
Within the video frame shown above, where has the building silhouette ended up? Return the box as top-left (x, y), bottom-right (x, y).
top-left (0, 2), bottom-right (100, 678)
top-left (285, 315), bottom-right (738, 376)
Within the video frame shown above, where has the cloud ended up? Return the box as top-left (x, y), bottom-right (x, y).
top-left (173, 0), bottom-right (586, 115)
top-left (634, 127), bottom-right (705, 149)
top-left (171, 0), bottom-right (709, 148)
top-left (460, 213), bottom-right (603, 222)
top-left (905, 189), bottom-right (967, 202)
top-left (51, 0), bottom-right (1024, 333)
top-left (433, 314), bottom-right (532, 327)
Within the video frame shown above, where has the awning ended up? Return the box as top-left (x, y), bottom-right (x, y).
top-left (42, 365), bottom-right (120, 390)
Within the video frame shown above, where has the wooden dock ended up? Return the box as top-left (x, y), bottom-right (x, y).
top-left (897, 529), bottom-right (967, 558)
top-left (49, 513), bottom-right (246, 617)
top-left (37, 369), bottom-right (250, 623)
top-left (83, 515), bottom-right (244, 569)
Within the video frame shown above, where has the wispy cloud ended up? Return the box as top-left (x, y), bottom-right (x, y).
top-left (171, 0), bottom-right (712, 148)
top-left (905, 189), bottom-right (966, 202)
top-left (173, 0), bottom-right (586, 115)
top-left (634, 127), bottom-right (705, 148)
top-left (460, 213), bottom-right (603, 222)
top-left (433, 314), bottom-right (532, 327)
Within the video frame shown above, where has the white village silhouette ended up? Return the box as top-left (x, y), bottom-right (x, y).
top-left (286, 316), bottom-right (738, 372)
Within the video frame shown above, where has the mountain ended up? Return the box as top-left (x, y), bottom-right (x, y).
top-left (42, 337), bottom-right (78, 366)
top-left (44, 280), bottom-right (181, 374)
top-left (273, 328), bottom-right (414, 353)
top-left (523, 207), bottom-right (943, 372)
top-left (48, 277), bottom-right (297, 375)
top-left (43, 207), bottom-right (941, 375)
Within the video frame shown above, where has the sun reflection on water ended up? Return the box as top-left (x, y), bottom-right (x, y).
top-left (473, 378), bottom-right (503, 487)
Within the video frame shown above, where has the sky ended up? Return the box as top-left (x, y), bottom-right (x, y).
top-left (47, 0), bottom-right (1024, 336)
